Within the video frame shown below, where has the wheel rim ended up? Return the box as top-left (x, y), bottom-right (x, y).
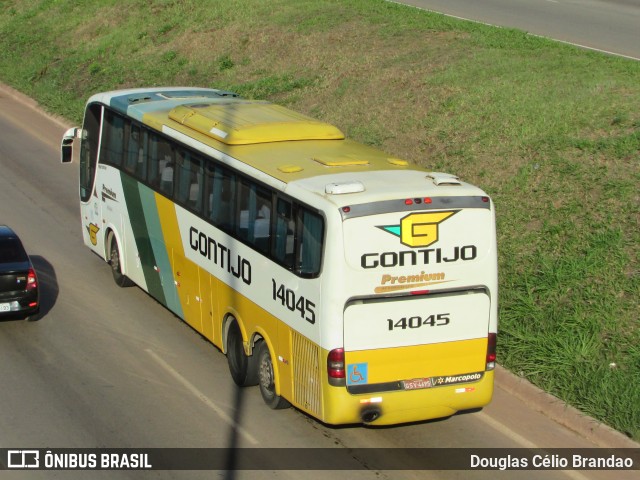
top-left (259, 353), bottom-right (275, 397)
top-left (111, 244), bottom-right (120, 273)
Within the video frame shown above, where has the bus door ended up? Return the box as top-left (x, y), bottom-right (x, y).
top-left (81, 187), bottom-right (105, 257)
top-left (80, 103), bottom-right (107, 258)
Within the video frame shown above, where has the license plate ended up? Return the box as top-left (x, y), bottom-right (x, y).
top-left (403, 378), bottom-right (432, 390)
top-left (0, 303), bottom-right (10, 312)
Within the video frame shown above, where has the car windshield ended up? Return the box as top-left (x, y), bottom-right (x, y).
top-left (0, 238), bottom-right (28, 263)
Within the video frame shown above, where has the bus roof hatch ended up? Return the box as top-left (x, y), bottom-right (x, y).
top-left (168, 102), bottom-right (345, 145)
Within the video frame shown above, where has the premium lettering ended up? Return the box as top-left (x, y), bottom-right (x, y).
top-left (380, 271), bottom-right (445, 285)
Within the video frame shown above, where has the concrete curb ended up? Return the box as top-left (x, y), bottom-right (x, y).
top-left (0, 82), bottom-right (71, 130)
top-left (496, 365), bottom-right (639, 448)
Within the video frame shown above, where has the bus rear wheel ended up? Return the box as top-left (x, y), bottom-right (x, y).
top-left (226, 321), bottom-right (259, 387)
top-left (256, 341), bottom-right (290, 410)
top-left (109, 235), bottom-right (133, 287)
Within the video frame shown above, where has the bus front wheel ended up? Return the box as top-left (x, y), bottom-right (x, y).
top-left (256, 341), bottom-right (290, 410)
top-left (109, 235), bottom-right (133, 288)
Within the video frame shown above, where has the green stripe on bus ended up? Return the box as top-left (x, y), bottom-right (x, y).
top-left (120, 173), bottom-right (167, 306)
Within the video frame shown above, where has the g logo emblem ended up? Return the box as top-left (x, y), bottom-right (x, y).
top-left (379, 211), bottom-right (457, 248)
top-left (401, 211), bottom-right (456, 247)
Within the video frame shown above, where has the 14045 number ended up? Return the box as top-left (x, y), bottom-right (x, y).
top-left (387, 314), bottom-right (450, 331)
top-left (271, 279), bottom-right (316, 324)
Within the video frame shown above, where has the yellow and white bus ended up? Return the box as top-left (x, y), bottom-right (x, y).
top-left (61, 87), bottom-right (498, 425)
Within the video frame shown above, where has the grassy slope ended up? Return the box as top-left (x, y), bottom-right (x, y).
top-left (1, 0), bottom-right (638, 439)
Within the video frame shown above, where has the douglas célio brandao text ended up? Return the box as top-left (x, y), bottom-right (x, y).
top-left (470, 453), bottom-right (635, 470)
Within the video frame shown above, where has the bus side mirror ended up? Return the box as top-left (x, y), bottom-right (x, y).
top-left (61, 127), bottom-right (78, 163)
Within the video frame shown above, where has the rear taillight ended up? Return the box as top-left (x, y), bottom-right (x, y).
top-left (26, 268), bottom-right (37, 291)
top-left (327, 348), bottom-right (345, 379)
top-left (486, 333), bottom-right (497, 370)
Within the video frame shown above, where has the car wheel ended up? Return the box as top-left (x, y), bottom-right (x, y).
top-left (25, 307), bottom-right (40, 322)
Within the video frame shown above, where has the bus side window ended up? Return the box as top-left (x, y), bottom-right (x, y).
top-left (124, 123), bottom-right (141, 174)
top-left (298, 209), bottom-right (323, 275)
top-left (274, 198), bottom-right (295, 269)
top-left (203, 162), bottom-right (216, 220)
top-left (100, 110), bottom-right (124, 167)
top-left (236, 180), bottom-right (255, 242)
top-left (156, 139), bottom-right (175, 196)
top-left (147, 134), bottom-right (160, 187)
top-left (189, 156), bottom-right (204, 212)
top-left (206, 165), bottom-right (235, 232)
top-left (175, 149), bottom-right (188, 204)
top-left (135, 129), bottom-right (148, 179)
top-left (175, 150), bottom-right (203, 212)
top-left (253, 188), bottom-right (272, 254)
top-left (236, 180), bottom-right (272, 253)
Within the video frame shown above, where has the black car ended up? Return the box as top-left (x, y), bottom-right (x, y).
top-left (0, 225), bottom-right (39, 319)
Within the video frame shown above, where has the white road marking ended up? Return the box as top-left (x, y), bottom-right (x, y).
top-left (146, 348), bottom-right (259, 445)
top-left (477, 411), bottom-right (538, 447)
top-left (477, 412), bottom-right (593, 480)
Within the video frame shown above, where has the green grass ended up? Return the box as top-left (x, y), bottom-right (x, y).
top-left (1, 0), bottom-right (638, 439)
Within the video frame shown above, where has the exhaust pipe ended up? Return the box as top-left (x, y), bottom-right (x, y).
top-left (361, 407), bottom-right (381, 424)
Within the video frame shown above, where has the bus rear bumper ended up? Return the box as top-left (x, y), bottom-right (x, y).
top-left (321, 370), bottom-right (494, 426)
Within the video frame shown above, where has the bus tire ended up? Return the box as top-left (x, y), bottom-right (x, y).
top-left (226, 321), bottom-right (259, 387)
top-left (256, 340), bottom-right (290, 410)
top-left (109, 235), bottom-right (134, 288)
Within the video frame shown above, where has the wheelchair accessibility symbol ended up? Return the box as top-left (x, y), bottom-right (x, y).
top-left (347, 363), bottom-right (368, 385)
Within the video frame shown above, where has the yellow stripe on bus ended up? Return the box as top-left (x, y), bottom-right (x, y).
top-left (155, 194), bottom-right (203, 333)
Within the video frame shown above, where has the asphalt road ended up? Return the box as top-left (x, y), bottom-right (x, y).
top-left (391, 0), bottom-right (640, 60)
top-left (0, 85), bottom-right (636, 480)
